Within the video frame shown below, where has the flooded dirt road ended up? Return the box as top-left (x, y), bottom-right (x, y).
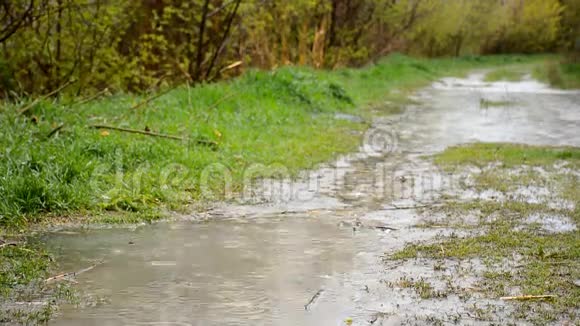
top-left (46, 73), bottom-right (580, 325)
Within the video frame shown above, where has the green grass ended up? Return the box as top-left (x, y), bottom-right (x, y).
top-left (433, 143), bottom-right (580, 169)
top-left (0, 240), bottom-right (75, 324)
top-left (533, 61), bottom-right (580, 89)
top-left (391, 227), bottom-right (579, 260)
top-left (484, 67), bottom-right (526, 82)
top-left (385, 276), bottom-right (446, 299)
top-left (483, 58), bottom-right (580, 90)
top-left (0, 243), bottom-right (51, 297)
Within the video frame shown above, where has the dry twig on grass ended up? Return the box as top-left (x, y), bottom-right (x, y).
top-left (47, 123), bottom-right (65, 138)
top-left (130, 84), bottom-right (180, 111)
top-left (89, 124), bottom-right (218, 148)
top-left (500, 295), bottom-right (556, 301)
top-left (18, 80), bottom-right (76, 115)
top-left (0, 242), bottom-right (20, 249)
top-left (45, 260), bottom-right (104, 283)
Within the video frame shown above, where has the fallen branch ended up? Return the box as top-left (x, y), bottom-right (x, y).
top-left (373, 225), bottom-right (399, 231)
top-left (89, 124), bottom-right (218, 148)
top-left (500, 295), bottom-right (556, 301)
top-left (8, 301), bottom-right (49, 307)
top-left (45, 260), bottom-right (104, 283)
top-left (280, 210), bottom-right (299, 215)
top-left (543, 261), bottom-right (580, 265)
top-left (208, 61), bottom-right (243, 82)
top-left (206, 92), bottom-right (237, 111)
top-left (130, 84), bottom-right (180, 111)
top-left (18, 80), bottom-right (76, 115)
top-left (383, 204), bottom-right (438, 211)
top-left (208, 0), bottom-right (235, 17)
top-left (0, 242), bottom-right (20, 249)
top-left (220, 60), bottom-right (243, 73)
top-left (69, 88), bottom-right (109, 107)
top-left (383, 261), bottom-right (404, 270)
top-left (45, 272), bottom-right (74, 283)
top-left (304, 289), bottom-right (324, 311)
top-left (47, 123), bottom-right (65, 138)
top-left (90, 124), bottom-right (183, 140)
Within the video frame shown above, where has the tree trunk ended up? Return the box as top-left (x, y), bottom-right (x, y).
top-left (298, 20), bottom-right (309, 65)
top-left (312, 14), bottom-right (328, 68)
top-left (205, 0), bottom-right (242, 79)
top-left (193, 0), bottom-right (211, 81)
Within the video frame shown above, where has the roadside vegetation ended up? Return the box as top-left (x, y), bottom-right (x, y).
top-left (484, 59), bottom-right (580, 89)
top-left (0, 55), bottom-right (553, 230)
top-left (434, 143), bottom-right (580, 168)
top-left (534, 61), bottom-right (580, 89)
top-left (389, 143), bottom-right (580, 324)
top-left (484, 67), bottom-right (527, 82)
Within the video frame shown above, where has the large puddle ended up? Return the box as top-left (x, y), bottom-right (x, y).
top-left (48, 217), bottom-right (387, 326)
top-left (46, 73), bottom-right (580, 325)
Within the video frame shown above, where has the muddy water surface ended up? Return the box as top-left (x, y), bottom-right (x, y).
top-left (46, 73), bottom-right (580, 325)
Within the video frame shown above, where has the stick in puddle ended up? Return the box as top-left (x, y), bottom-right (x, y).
top-left (500, 294), bottom-right (556, 301)
top-left (304, 289), bottom-right (324, 311)
top-left (45, 260), bottom-right (104, 283)
top-left (0, 241), bottom-right (21, 249)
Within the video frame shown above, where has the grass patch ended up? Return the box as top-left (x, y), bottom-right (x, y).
top-left (433, 142), bottom-right (579, 223)
top-left (478, 98), bottom-right (515, 108)
top-left (0, 242), bottom-right (51, 297)
top-left (0, 240), bottom-right (75, 324)
top-left (474, 168), bottom-right (541, 193)
top-left (391, 227), bottom-right (578, 260)
top-left (483, 59), bottom-right (580, 90)
top-left (533, 61), bottom-right (580, 89)
top-left (393, 142), bottom-right (580, 324)
top-left (385, 276), bottom-right (446, 299)
top-left (389, 228), bottom-right (579, 324)
top-left (433, 143), bottom-right (580, 169)
top-left (484, 67), bottom-right (526, 82)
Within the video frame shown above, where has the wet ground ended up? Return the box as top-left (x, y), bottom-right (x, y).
top-left (45, 73), bottom-right (580, 325)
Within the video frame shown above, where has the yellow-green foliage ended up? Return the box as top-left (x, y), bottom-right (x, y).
top-left (1, 1), bottom-right (134, 93)
top-left (406, 0), bottom-right (565, 56)
top-left (0, 0), bottom-right (578, 96)
top-left (407, 0), bottom-right (507, 56)
top-left (500, 0), bottom-right (564, 53)
top-left (434, 143), bottom-right (580, 168)
top-left (560, 0), bottom-right (580, 49)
